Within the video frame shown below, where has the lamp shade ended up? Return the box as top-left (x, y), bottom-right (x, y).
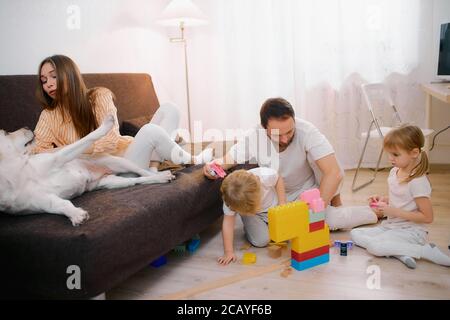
top-left (156, 0), bottom-right (208, 27)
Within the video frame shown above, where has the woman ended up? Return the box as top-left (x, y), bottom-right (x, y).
top-left (34, 55), bottom-right (212, 172)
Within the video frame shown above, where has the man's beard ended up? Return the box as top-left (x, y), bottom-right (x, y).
top-left (277, 134), bottom-right (294, 151)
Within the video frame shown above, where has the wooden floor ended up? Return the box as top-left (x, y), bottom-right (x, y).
top-left (108, 168), bottom-right (450, 300)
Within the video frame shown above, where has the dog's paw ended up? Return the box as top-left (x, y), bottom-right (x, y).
top-left (160, 170), bottom-right (176, 182)
top-left (97, 114), bottom-right (115, 136)
top-left (143, 171), bottom-right (176, 184)
top-left (69, 208), bottom-right (90, 227)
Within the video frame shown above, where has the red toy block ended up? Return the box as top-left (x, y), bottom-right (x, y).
top-left (309, 220), bottom-right (325, 232)
top-left (291, 245), bottom-right (329, 262)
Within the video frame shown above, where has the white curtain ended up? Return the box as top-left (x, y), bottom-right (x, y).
top-left (185, 0), bottom-right (434, 168)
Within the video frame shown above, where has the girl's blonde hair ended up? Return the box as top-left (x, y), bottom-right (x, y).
top-left (383, 124), bottom-right (429, 182)
top-left (220, 170), bottom-right (261, 215)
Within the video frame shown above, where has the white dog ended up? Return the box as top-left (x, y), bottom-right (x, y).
top-left (0, 115), bottom-right (175, 226)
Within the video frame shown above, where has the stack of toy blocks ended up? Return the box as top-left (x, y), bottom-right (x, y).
top-left (268, 188), bottom-right (330, 271)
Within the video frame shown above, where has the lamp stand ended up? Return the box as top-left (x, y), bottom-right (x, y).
top-left (170, 21), bottom-right (192, 137)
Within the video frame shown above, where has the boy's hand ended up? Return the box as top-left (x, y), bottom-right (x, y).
top-left (218, 252), bottom-right (237, 265)
top-left (203, 161), bottom-right (219, 180)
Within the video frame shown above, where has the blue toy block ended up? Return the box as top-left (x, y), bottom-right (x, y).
top-left (291, 254), bottom-right (329, 271)
top-left (150, 255), bottom-right (167, 268)
top-left (187, 239), bottom-right (201, 253)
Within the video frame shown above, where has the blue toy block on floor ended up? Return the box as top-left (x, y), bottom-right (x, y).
top-left (187, 234), bottom-right (201, 253)
top-left (150, 255), bottom-right (167, 268)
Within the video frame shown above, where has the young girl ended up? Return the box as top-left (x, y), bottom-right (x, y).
top-left (351, 124), bottom-right (450, 269)
top-left (218, 167), bottom-right (287, 265)
top-left (34, 55), bottom-right (212, 172)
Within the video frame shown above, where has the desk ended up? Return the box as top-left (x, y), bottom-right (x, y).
top-left (421, 83), bottom-right (450, 129)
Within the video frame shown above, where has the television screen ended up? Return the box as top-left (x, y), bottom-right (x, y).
top-left (438, 22), bottom-right (450, 76)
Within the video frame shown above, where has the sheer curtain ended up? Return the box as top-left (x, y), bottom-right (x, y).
top-left (186, 0), bottom-right (434, 168)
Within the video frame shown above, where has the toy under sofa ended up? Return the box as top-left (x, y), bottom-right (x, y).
top-left (0, 73), bottom-right (244, 299)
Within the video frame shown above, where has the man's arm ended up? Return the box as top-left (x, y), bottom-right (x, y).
top-left (275, 176), bottom-right (287, 205)
top-left (315, 154), bottom-right (343, 205)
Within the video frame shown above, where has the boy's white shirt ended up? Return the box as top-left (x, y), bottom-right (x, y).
top-left (223, 167), bottom-right (279, 216)
top-left (381, 167), bottom-right (431, 231)
top-left (228, 117), bottom-right (334, 201)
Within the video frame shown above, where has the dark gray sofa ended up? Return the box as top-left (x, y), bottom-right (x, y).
top-left (0, 74), bottom-right (228, 299)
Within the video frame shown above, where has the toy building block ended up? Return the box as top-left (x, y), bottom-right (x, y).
top-left (173, 243), bottom-right (187, 255)
top-left (311, 198), bottom-right (325, 213)
top-left (268, 189), bottom-right (330, 272)
top-left (269, 241), bottom-right (288, 249)
top-left (242, 252), bottom-right (257, 265)
top-left (280, 267), bottom-right (293, 278)
top-left (291, 224), bottom-right (330, 253)
top-left (150, 255), bottom-right (167, 268)
top-left (370, 201), bottom-right (387, 209)
top-left (308, 210), bottom-right (325, 223)
top-left (291, 253), bottom-right (329, 271)
top-left (268, 245), bottom-right (283, 259)
top-left (334, 240), bottom-right (354, 256)
top-left (300, 188), bottom-right (321, 205)
top-left (209, 163), bottom-right (227, 178)
top-left (309, 220), bottom-right (325, 232)
top-left (187, 234), bottom-right (201, 253)
top-left (268, 201), bottom-right (310, 243)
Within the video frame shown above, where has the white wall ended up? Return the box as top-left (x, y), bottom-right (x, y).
top-left (0, 0), bottom-right (192, 131)
top-left (1, 0), bottom-right (449, 163)
top-left (429, 0), bottom-right (450, 164)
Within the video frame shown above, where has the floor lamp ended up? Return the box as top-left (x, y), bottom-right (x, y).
top-left (156, 0), bottom-right (208, 137)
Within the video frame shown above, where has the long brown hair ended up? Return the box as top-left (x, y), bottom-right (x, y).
top-left (384, 124), bottom-right (429, 183)
top-left (35, 55), bottom-right (98, 138)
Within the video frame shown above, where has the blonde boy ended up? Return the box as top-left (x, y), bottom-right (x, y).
top-left (218, 167), bottom-right (287, 265)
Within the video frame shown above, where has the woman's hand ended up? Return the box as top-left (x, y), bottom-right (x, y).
top-left (217, 251), bottom-right (237, 265)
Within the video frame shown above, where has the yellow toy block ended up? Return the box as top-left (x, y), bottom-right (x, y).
top-left (291, 224), bottom-right (330, 253)
top-left (242, 252), bottom-right (257, 265)
top-left (268, 201), bottom-right (309, 243)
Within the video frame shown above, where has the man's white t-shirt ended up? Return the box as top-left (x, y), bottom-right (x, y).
top-left (223, 167), bottom-right (279, 216)
top-left (381, 167), bottom-right (432, 231)
top-left (228, 117), bottom-right (334, 201)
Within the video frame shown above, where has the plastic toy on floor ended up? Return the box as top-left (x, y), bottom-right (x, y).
top-left (209, 163), bottom-right (227, 178)
top-left (242, 252), bottom-right (257, 265)
top-left (150, 255), bottom-right (167, 268)
top-left (268, 245), bottom-right (283, 259)
top-left (173, 244), bottom-right (187, 255)
top-left (268, 188), bottom-right (329, 271)
top-left (187, 234), bottom-right (201, 253)
top-left (334, 240), bottom-right (353, 256)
